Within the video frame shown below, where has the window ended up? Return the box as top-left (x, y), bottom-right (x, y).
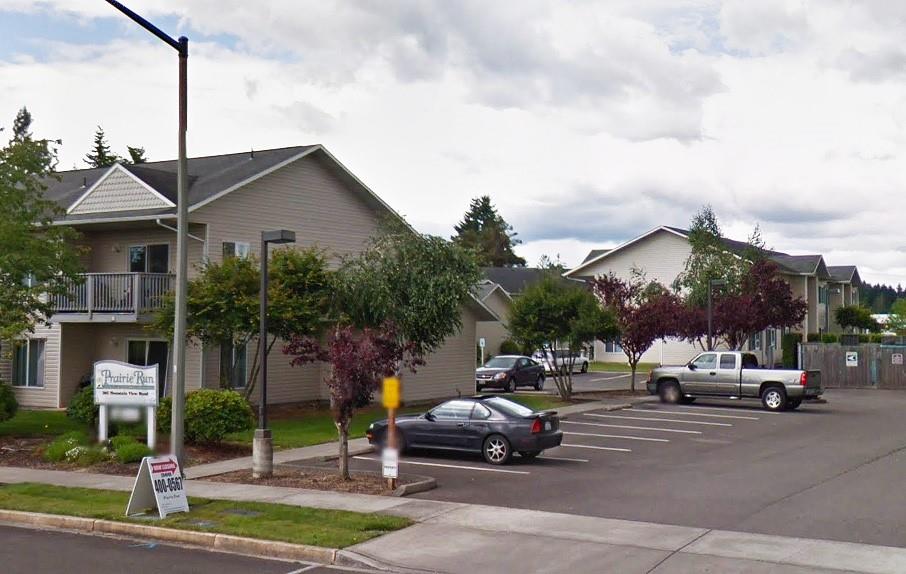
top-left (605, 337), bottom-right (622, 353)
top-left (484, 397), bottom-right (534, 417)
top-left (220, 341), bottom-right (247, 389)
top-left (516, 358), bottom-right (529, 368)
top-left (430, 400), bottom-right (474, 420)
top-left (127, 340), bottom-right (170, 397)
top-left (129, 244), bottom-right (169, 273)
top-left (222, 242), bottom-right (250, 260)
top-left (767, 329), bottom-right (777, 349)
top-left (818, 286), bottom-right (828, 304)
top-left (472, 404), bottom-right (492, 420)
top-left (691, 353), bottom-right (717, 370)
top-left (12, 339), bottom-right (45, 387)
top-left (742, 353), bottom-right (759, 368)
top-left (719, 354), bottom-right (738, 370)
top-left (749, 332), bottom-right (763, 351)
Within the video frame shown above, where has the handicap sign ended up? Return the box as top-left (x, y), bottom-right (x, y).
top-left (893, 353), bottom-right (904, 366)
top-left (845, 352), bottom-right (858, 367)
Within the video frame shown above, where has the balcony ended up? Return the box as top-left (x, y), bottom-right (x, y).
top-left (50, 273), bottom-right (174, 323)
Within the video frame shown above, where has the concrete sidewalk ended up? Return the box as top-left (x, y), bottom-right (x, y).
top-left (1, 465), bottom-right (904, 573)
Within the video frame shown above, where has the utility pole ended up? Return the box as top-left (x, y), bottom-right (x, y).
top-left (105, 1), bottom-right (189, 466)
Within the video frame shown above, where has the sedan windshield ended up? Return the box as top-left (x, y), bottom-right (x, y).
top-left (483, 357), bottom-right (517, 369)
top-left (485, 397), bottom-right (534, 417)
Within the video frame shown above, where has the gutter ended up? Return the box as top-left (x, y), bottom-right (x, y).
top-left (156, 218), bottom-right (205, 243)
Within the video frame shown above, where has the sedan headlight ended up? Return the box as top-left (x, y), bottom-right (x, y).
top-left (494, 372), bottom-right (507, 380)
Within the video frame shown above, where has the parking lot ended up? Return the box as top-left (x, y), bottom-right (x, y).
top-left (317, 389), bottom-right (906, 548)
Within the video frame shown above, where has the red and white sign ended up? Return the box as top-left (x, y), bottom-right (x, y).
top-left (126, 456), bottom-right (189, 518)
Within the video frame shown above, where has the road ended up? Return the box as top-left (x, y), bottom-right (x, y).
top-left (330, 389), bottom-right (906, 548)
top-left (0, 524), bottom-right (384, 574)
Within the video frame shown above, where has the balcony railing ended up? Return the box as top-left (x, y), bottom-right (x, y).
top-left (51, 273), bottom-right (174, 317)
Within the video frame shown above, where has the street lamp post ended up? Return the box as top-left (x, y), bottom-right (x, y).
top-left (105, 1), bottom-right (190, 467)
top-left (253, 230), bottom-right (296, 479)
top-left (707, 279), bottom-right (727, 351)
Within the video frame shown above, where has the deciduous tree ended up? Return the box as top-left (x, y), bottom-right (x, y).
top-left (834, 305), bottom-right (880, 333)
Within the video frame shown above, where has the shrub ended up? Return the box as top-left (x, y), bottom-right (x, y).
top-left (184, 389), bottom-right (254, 444)
top-left (113, 440), bottom-right (153, 464)
top-left (806, 333), bottom-right (821, 343)
top-left (870, 334), bottom-right (886, 344)
top-left (821, 333), bottom-right (838, 344)
top-left (157, 396), bottom-right (172, 432)
top-left (781, 333), bottom-right (802, 368)
top-left (43, 431), bottom-right (89, 463)
top-left (0, 380), bottom-right (18, 422)
top-left (858, 334), bottom-right (871, 344)
top-left (67, 385), bottom-right (98, 426)
top-left (499, 339), bottom-right (521, 355)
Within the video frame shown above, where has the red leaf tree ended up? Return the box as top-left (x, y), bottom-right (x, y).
top-left (591, 272), bottom-right (682, 391)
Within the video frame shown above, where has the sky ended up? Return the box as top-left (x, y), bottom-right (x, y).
top-left (1, 0), bottom-right (904, 285)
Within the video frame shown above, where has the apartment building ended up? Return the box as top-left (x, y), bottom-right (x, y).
top-left (0, 145), bottom-right (493, 409)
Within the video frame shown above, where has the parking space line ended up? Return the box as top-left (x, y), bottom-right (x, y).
top-left (538, 455), bottom-right (589, 463)
top-left (561, 420), bottom-right (702, 434)
top-left (563, 430), bottom-right (669, 443)
top-left (560, 444), bottom-right (631, 452)
top-left (585, 413), bottom-right (732, 427)
top-left (353, 456), bottom-right (530, 475)
top-left (633, 408), bottom-right (759, 421)
top-left (675, 405), bottom-right (778, 415)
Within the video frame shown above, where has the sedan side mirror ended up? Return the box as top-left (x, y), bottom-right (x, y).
top-left (424, 412), bottom-right (435, 421)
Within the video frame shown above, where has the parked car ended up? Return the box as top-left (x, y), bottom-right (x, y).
top-left (531, 350), bottom-right (589, 374)
top-left (475, 355), bottom-right (545, 392)
top-left (366, 396), bottom-right (562, 465)
top-left (647, 351), bottom-right (823, 411)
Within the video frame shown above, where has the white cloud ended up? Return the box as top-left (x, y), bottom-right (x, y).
top-left (1, 0), bottom-right (905, 286)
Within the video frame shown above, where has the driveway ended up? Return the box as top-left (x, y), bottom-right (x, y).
top-left (327, 389), bottom-right (906, 548)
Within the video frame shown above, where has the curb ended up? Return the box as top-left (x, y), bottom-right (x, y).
top-left (392, 476), bottom-right (436, 497)
top-left (336, 548), bottom-right (439, 573)
top-left (0, 509), bottom-right (337, 565)
top-left (314, 445), bottom-right (375, 462)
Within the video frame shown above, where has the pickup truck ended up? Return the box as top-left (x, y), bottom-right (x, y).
top-left (646, 351), bottom-right (822, 411)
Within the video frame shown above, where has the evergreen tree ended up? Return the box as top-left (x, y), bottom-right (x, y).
top-left (84, 126), bottom-right (120, 168)
top-left (126, 146), bottom-right (148, 164)
top-left (452, 195), bottom-right (526, 267)
top-left (11, 107), bottom-right (32, 142)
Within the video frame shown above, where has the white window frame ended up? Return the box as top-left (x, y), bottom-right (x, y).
top-left (222, 241), bottom-right (251, 260)
top-left (749, 332), bottom-right (763, 351)
top-left (128, 243), bottom-right (170, 273)
top-left (767, 329), bottom-right (777, 349)
top-left (220, 340), bottom-right (248, 389)
top-left (12, 338), bottom-right (46, 388)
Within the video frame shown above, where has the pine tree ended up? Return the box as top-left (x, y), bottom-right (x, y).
top-left (84, 126), bottom-right (120, 168)
top-left (12, 107), bottom-right (32, 142)
top-left (126, 146), bottom-right (148, 164)
top-left (451, 195), bottom-right (526, 267)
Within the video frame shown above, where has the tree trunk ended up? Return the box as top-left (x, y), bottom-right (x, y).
top-left (336, 419), bottom-right (350, 480)
top-left (244, 335), bottom-right (277, 400)
top-left (630, 365), bottom-right (637, 392)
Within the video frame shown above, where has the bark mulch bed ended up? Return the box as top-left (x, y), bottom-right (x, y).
top-left (0, 436), bottom-right (251, 476)
top-left (206, 465), bottom-right (422, 496)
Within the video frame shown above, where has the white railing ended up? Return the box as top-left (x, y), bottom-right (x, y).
top-left (51, 273), bottom-right (174, 315)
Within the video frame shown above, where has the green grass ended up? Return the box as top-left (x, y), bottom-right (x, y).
top-left (588, 361), bottom-right (659, 373)
top-left (0, 410), bottom-right (83, 437)
top-left (508, 394), bottom-right (571, 411)
top-left (0, 483), bottom-right (410, 548)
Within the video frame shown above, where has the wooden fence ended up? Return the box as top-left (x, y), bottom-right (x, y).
top-left (801, 343), bottom-right (906, 389)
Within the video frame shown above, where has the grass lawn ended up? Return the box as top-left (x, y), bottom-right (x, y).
top-left (0, 483), bottom-right (409, 548)
top-left (508, 394), bottom-right (571, 411)
top-left (588, 361), bottom-right (659, 373)
top-left (0, 410), bottom-right (83, 438)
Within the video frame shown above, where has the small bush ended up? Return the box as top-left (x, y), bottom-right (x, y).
top-left (184, 389), bottom-right (254, 444)
top-left (43, 431), bottom-right (89, 463)
top-left (499, 339), bottom-right (521, 355)
top-left (858, 334), bottom-right (871, 343)
top-left (0, 380), bottom-right (18, 422)
top-left (821, 333), bottom-right (838, 344)
top-left (781, 333), bottom-right (802, 368)
top-left (157, 396), bottom-right (172, 432)
top-left (66, 385), bottom-right (98, 426)
top-left (870, 334), bottom-right (886, 343)
top-left (114, 441), bottom-right (153, 464)
top-left (806, 333), bottom-right (821, 342)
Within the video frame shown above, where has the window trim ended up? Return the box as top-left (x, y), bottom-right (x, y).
top-left (222, 241), bottom-right (251, 261)
top-left (127, 243), bottom-right (170, 273)
top-left (220, 340), bottom-right (248, 389)
top-left (11, 338), bottom-right (46, 388)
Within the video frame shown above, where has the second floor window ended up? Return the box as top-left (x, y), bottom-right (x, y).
top-left (130, 244), bottom-right (169, 273)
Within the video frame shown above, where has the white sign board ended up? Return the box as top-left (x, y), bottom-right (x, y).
top-left (126, 456), bottom-right (189, 518)
top-left (479, 337), bottom-right (486, 349)
top-left (382, 447), bottom-right (399, 479)
top-left (846, 352), bottom-right (859, 367)
top-left (893, 353), bottom-right (904, 366)
top-left (94, 360), bottom-right (159, 407)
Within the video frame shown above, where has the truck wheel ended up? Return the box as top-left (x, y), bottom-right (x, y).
top-left (787, 398), bottom-right (802, 410)
top-left (761, 386), bottom-right (787, 412)
top-left (659, 381), bottom-right (682, 404)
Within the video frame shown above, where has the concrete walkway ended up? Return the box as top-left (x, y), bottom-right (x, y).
top-left (1, 465), bottom-right (904, 573)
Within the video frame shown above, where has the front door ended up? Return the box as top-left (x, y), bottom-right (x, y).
top-left (682, 352), bottom-right (719, 395)
top-left (416, 400), bottom-right (473, 449)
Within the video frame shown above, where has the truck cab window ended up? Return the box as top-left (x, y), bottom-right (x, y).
top-left (719, 354), bottom-right (738, 370)
top-left (741, 354), bottom-right (759, 369)
top-left (691, 353), bottom-right (717, 370)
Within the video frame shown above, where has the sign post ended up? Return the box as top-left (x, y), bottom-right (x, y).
top-left (93, 360), bottom-right (159, 450)
top-left (382, 376), bottom-right (401, 489)
top-left (479, 337), bottom-right (486, 366)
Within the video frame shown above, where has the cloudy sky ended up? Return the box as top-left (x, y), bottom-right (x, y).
top-left (1, 1), bottom-right (904, 284)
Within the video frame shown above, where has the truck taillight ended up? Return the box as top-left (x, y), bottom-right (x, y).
top-left (800, 372), bottom-right (808, 386)
top-left (531, 418), bottom-right (543, 434)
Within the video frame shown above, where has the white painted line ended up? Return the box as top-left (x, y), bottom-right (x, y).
top-left (585, 413), bottom-right (732, 427)
top-left (563, 430), bottom-right (669, 443)
top-left (632, 408), bottom-right (759, 421)
top-left (538, 455), bottom-right (590, 463)
top-left (676, 405), bottom-right (778, 415)
top-left (561, 420), bottom-right (702, 434)
top-left (353, 456), bottom-right (530, 475)
top-left (561, 443), bottom-right (632, 452)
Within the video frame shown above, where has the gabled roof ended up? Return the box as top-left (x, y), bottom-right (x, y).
top-left (482, 267), bottom-right (583, 296)
top-left (567, 225), bottom-right (843, 280)
top-left (476, 280), bottom-right (514, 304)
top-left (828, 265), bottom-right (861, 285)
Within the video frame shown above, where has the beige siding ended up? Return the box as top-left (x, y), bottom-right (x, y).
top-left (477, 320), bottom-right (510, 358)
top-left (58, 324), bottom-right (95, 406)
top-left (78, 223), bottom-right (206, 278)
top-left (577, 230), bottom-right (692, 287)
top-left (404, 307), bottom-right (479, 402)
top-left (0, 324), bottom-right (63, 409)
top-left (70, 168), bottom-right (170, 214)
top-left (192, 154), bottom-right (381, 266)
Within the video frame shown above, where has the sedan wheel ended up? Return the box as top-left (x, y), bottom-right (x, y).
top-left (762, 386), bottom-right (787, 412)
top-left (483, 434), bottom-right (512, 465)
top-left (534, 375), bottom-right (544, 391)
top-left (504, 378), bottom-right (515, 393)
top-left (580, 362), bottom-right (588, 374)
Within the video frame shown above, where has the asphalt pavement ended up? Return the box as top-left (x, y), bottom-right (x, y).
top-left (330, 389), bottom-right (906, 548)
top-left (0, 523), bottom-right (385, 574)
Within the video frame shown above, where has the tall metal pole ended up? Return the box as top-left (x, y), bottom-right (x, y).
top-left (253, 236), bottom-right (273, 478)
top-left (171, 36), bottom-right (189, 467)
top-left (707, 281), bottom-right (713, 352)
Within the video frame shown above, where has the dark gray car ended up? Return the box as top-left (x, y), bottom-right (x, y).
top-left (475, 355), bottom-right (545, 392)
top-left (366, 396), bottom-right (562, 465)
